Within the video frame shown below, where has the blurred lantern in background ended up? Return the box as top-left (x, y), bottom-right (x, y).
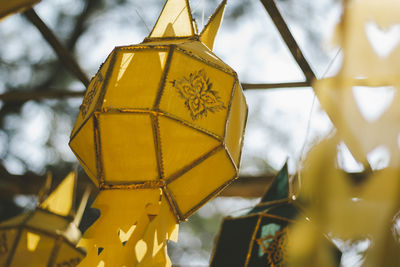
top-left (69, 0), bottom-right (247, 265)
top-left (288, 136), bottom-right (400, 267)
top-left (314, 0), bottom-right (400, 166)
top-left (0, 171), bottom-right (88, 267)
top-left (211, 163), bottom-right (342, 267)
top-left (0, 0), bottom-right (40, 20)
top-left (290, 0), bottom-right (400, 265)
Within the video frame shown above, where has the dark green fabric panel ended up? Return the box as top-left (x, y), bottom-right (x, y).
top-left (210, 216), bottom-right (259, 267)
top-left (250, 162), bottom-right (289, 214)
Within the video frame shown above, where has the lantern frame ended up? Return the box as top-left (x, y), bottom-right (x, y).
top-left (69, 40), bottom-right (248, 221)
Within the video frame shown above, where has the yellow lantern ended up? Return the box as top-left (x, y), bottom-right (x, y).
top-left (0, 172), bottom-right (86, 267)
top-left (69, 0), bottom-right (247, 265)
top-left (0, 0), bottom-right (40, 20)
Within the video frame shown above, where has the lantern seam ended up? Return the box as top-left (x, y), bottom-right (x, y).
top-left (69, 111), bottom-right (95, 140)
top-left (4, 211), bottom-right (36, 266)
top-left (237, 101), bottom-right (249, 168)
top-left (46, 235), bottom-right (63, 267)
top-left (20, 225), bottom-right (85, 255)
top-left (92, 51), bottom-right (119, 184)
top-left (182, 172), bottom-right (238, 219)
top-left (153, 46), bottom-right (175, 109)
top-left (4, 226), bottom-right (22, 267)
top-left (222, 80), bottom-right (239, 139)
top-left (223, 143), bottom-right (238, 173)
top-left (143, 36), bottom-right (199, 43)
top-left (162, 186), bottom-right (184, 221)
top-left (93, 114), bottom-right (104, 184)
top-left (100, 108), bottom-right (154, 114)
top-left (161, 111), bottom-right (223, 140)
top-left (208, 217), bottom-right (227, 266)
top-left (35, 208), bottom-right (74, 221)
top-left (244, 216), bottom-right (263, 267)
top-left (151, 114), bottom-right (165, 180)
top-left (68, 145), bottom-right (97, 186)
top-left (96, 109), bottom-right (223, 141)
top-left (165, 144), bottom-right (223, 184)
top-left (175, 46), bottom-right (236, 76)
top-left (94, 49), bottom-right (118, 114)
top-left (117, 45), bottom-right (169, 51)
top-left (253, 198), bottom-right (292, 210)
top-left (99, 180), bottom-right (165, 190)
top-left (260, 213), bottom-right (295, 223)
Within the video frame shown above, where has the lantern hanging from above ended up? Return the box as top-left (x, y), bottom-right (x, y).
top-left (314, 0), bottom-right (400, 166)
top-left (288, 136), bottom-right (400, 266)
top-left (0, 0), bottom-right (40, 20)
top-left (0, 171), bottom-right (87, 267)
top-left (210, 163), bottom-right (342, 267)
top-left (69, 0), bottom-right (247, 266)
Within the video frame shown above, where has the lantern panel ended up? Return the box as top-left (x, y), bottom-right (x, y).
top-left (69, 116), bottom-right (98, 185)
top-left (103, 50), bottom-right (168, 110)
top-left (26, 210), bottom-right (70, 234)
top-left (210, 216), bottom-right (259, 267)
top-left (149, 0), bottom-right (194, 38)
top-left (54, 242), bottom-right (84, 266)
top-left (0, 228), bottom-right (18, 266)
top-left (40, 172), bottom-right (75, 217)
top-left (71, 53), bottom-right (113, 137)
top-left (11, 229), bottom-right (54, 267)
top-left (224, 83), bottom-right (247, 166)
top-left (160, 50), bottom-right (235, 137)
top-left (168, 148), bottom-right (235, 217)
top-left (158, 115), bottom-right (221, 179)
top-left (176, 41), bottom-right (234, 75)
top-left (99, 113), bottom-right (159, 182)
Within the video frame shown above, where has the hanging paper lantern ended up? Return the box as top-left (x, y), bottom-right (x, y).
top-left (69, 0), bottom-right (247, 265)
top-left (288, 136), bottom-right (400, 266)
top-left (210, 163), bottom-right (342, 267)
top-left (314, 0), bottom-right (400, 166)
top-left (0, 0), bottom-right (40, 20)
top-left (0, 172), bottom-right (86, 267)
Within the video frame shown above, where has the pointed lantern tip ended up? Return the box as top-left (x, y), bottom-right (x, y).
top-left (39, 171), bottom-right (77, 217)
top-left (148, 0), bottom-right (195, 39)
top-left (200, 0), bottom-right (227, 50)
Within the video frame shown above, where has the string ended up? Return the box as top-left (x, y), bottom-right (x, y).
top-left (134, 7), bottom-right (150, 32)
top-left (224, 48), bottom-right (343, 218)
top-left (296, 48), bottom-right (342, 170)
top-left (191, 0), bottom-right (203, 14)
top-left (201, 0), bottom-right (205, 28)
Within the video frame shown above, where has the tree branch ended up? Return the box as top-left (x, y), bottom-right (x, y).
top-left (23, 8), bottom-right (90, 86)
top-left (259, 0), bottom-right (316, 82)
top-left (0, 89), bottom-right (85, 102)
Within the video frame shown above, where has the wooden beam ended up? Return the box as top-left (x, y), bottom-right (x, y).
top-left (219, 175), bottom-right (274, 198)
top-left (0, 89), bottom-right (85, 102)
top-left (0, 81), bottom-right (313, 103)
top-left (259, 0), bottom-right (316, 82)
top-left (23, 8), bottom-right (90, 87)
top-left (242, 81), bottom-right (310, 90)
top-left (0, 166), bottom-right (371, 199)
